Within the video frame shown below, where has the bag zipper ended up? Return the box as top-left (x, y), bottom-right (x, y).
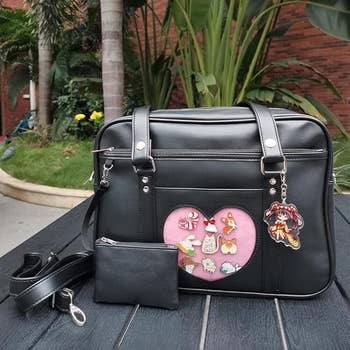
top-left (100, 148), bottom-right (326, 160)
top-left (96, 236), bottom-right (177, 250)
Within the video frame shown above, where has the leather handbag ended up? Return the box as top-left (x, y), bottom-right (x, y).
top-left (83, 102), bottom-right (335, 299)
top-left (94, 237), bottom-right (179, 309)
top-left (9, 102), bottom-right (335, 324)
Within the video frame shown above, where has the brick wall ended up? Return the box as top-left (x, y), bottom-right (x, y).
top-left (268, 4), bottom-right (350, 134)
top-left (0, 0), bottom-right (28, 136)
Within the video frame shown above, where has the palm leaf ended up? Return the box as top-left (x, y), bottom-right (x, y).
top-left (275, 88), bottom-right (327, 123)
top-left (255, 58), bottom-right (342, 99)
top-left (305, 95), bottom-right (350, 140)
top-left (306, 0), bottom-right (350, 41)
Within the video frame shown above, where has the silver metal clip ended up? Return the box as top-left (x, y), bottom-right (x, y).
top-left (100, 162), bottom-right (114, 187)
top-left (61, 288), bottom-right (86, 327)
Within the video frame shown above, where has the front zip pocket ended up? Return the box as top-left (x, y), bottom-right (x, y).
top-left (100, 148), bottom-right (327, 160)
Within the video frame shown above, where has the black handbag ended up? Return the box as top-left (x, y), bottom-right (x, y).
top-left (9, 102), bottom-right (335, 322)
top-left (85, 102), bottom-right (335, 299)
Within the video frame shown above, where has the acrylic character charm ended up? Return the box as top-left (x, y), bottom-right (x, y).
top-left (221, 212), bottom-right (237, 234)
top-left (264, 202), bottom-right (304, 250)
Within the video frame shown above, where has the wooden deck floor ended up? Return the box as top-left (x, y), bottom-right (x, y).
top-left (0, 196), bottom-right (349, 350)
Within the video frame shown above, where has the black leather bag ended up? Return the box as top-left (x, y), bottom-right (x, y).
top-left (94, 237), bottom-right (179, 309)
top-left (86, 102), bottom-right (335, 299)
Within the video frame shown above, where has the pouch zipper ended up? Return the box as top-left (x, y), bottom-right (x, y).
top-left (96, 236), bottom-right (177, 250)
top-left (101, 148), bottom-right (326, 160)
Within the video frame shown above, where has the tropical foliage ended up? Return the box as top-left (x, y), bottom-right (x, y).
top-left (130, 0), bottom-right (176, 109)
top-left (169, 0), bottom-right (350, 138)
top-left (333, 137), bottom-right (350, 192)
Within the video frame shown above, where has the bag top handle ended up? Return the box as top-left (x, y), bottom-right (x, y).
top-left (131, 105), bottom-right (156, 175)
top-left (131, 103), bottom-right (285, 176)
top-left (242, 102), bottom-right (285, 175)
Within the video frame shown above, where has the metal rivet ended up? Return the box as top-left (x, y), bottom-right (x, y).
top-left (142, 176), bottom-right (149, 184)
top-left (269, 188), bottom-right (276, 195)
top-left (269, 178), bottom-right (277, 186)
top-left (265, 138), bottom-right (276, 148)
top-left (136, 141), bottom-right (146, 151)
top-left (143, 186), bottom-right (149, 193)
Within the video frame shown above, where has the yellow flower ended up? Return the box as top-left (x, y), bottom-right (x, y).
top-left (74, 113), bottom-right (86, 121)
top-left (90, 111), bottom-right (104, 121)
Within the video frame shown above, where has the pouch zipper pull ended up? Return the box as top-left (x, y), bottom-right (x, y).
top-left (92, 147), bottom-right (116, 153)
top-left (100, 237), bottom-right (118, 246)
top-left (83, 171), bottom-right (94, 185)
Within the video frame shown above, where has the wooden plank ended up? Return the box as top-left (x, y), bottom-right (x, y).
top-left (279, 285), bottom-right (350, 350)
top-left (29, 279), bottom-right (133, 350)
top-left (0, 199), bottom-right (91, 301)
top-left (335, 195), bottom-right (350, 220)
top-left (120, 294), bottom-right (206, 350)
top-left (204, 296), bottom-right (283, 350)
top-left (334, 210), bottom-right (350, 293)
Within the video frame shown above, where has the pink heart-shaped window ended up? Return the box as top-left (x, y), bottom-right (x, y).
top-left (163, 207), bottom-right (256, 281)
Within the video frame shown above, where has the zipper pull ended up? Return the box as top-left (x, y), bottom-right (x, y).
top-left (100, 237), bottom-right (118, 246)
top-left (92, 147), bottom-right (116, 153)
top-left (83, 171), bottom-right (94, 185)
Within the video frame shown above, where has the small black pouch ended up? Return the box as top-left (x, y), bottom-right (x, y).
top-left (94, 237), bottom-right (179, 309)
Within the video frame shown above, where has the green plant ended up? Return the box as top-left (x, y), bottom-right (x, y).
top-left (170, 0), bottom-right (350, 137)
top-left (131, 0), bottom-right (176, 109)
top-left (333, 136), bottom-right (350, 192)
top-left (52, 79), bottom-right (103, 140)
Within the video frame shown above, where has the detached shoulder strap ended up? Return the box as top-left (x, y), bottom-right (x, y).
top-left (9, 251), bottom-right (93, 325)
top-left (9, 184), bottom-right (107, 319)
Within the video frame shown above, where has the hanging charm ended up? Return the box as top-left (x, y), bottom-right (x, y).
top-left (264, 166), bottom-right (304, 250)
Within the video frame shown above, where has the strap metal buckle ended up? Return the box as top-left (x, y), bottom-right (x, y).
top-left (132, 156), bottom-right (156, 174)
top-left (260, 156), bottom-right (287, 176)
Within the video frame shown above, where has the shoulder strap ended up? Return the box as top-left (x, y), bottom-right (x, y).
top-left (9, 251), bottom-right (93, 325)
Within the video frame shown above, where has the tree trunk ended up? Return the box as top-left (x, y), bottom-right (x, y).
top-left (37, 30), bottom-right (52, 130)
top-left (100, 0), bottom-right (124, 122)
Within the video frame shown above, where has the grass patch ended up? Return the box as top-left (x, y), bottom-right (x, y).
top-left (0, 133), bottom-right (349, 192)
top-left (0, 134), bottom-right (94, 190)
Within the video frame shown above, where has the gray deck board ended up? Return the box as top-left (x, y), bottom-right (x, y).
top-left (204, 296), bottom-right (283, 350)
top-left (120, 294), bottom-right (206, 350)
top-left (334, 209), bottom-right (350, 293)
top-left (0, 196), bottom-right (349, 349)
top-left (279, 285), bottom-right (350, 350)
